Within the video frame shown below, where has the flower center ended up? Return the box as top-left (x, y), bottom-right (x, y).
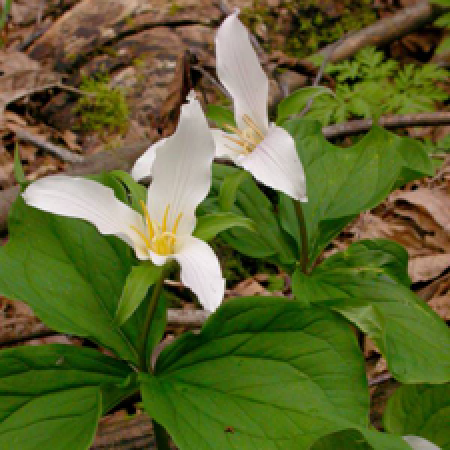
top-left (131, 201), bottom-right (182, 256)
top-left (223, 114), bottom-right (264, 155)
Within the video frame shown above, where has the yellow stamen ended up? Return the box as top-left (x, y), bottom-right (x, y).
top-left (162, 204), bottom-right (170, 233)
top-left (223, 115), bottom-right (264, 155)
top-left (130, 204), bottom-right (183, 257)
top-left (172, 212), bottom-right (183, 235)
top-left (139, 200), bottom-right (154, 239)
top-left (130, 225), bottom-right (152, 249)
top-left (242, 114), bottom-right (265, 140)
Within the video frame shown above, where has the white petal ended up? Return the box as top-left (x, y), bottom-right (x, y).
top-left (215, 12), bottom-right (269, 133)
top-left (211, 128), bottom-right (243, 163)
top-left (22, 175), bottom-right (146, 251)
top-left (174, 235), bottom-right (225, 312)
top-left (403, 436), bottom-right (441, 450)
top-left (147, 95), bottom-right (214, 236)
top-left (130, 138), bottom-right (167, 181)
top-left (240, 125), bottom-right (307, 202)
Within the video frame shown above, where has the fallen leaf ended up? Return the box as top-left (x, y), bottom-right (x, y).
top-left (390, 187), bottom-right (450, 232)
top-left (408, 254), bottom-right (450, 283)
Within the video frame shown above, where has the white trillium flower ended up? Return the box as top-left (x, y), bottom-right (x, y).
top-left (403, 436), bottom-right (441, 450)
top-left (22, 94), bottom-right (225, 312)
top-left (213, 11), bottom-right (307, 202)
top-left (132, 13), bottom-right (307, 203)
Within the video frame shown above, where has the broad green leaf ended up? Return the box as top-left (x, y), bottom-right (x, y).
top-left (116, 263), bottom-right (165, 325)
top-left (317, 239), bottom-right (411, 287)
top-left (0, 344), bottom-right (135, 417)
top-left (0, 175), bottom-right (157, 365)
top-left (210, 163), bottom-right (296, 266)
top-left (312, 429), bottom-right (410, 450)
top-left (383, 384), bottom-right (450, 450)
top-left (0, 386), bottom-right (101, 450)
top-left (282, 120), bottom-right (433, 266)
top-left (277, 86), bottom-right (334, 124)
top-left (193, 212), bottom-right (256, 242)
top-left (140, 297), bottom-right (370, 449)
top-left (206, 104), bottom-right (236, 130)
top-left (292, 268), bottom-right (450, 383)
top-left (218, 169), bottom-right (252, 211)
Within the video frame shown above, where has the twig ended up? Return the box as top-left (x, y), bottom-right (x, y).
top-left (0, 308), bottom-right (210, 347)
top-left (312, 1), bottom-right (448, 64)
top-left (298, 35), bottom-right (349, 118)
top-left (322, 111), bottom-right (450, 139)
top-left (191, 65), bottom-right (231, 101)
top-left (14, 127), bottom-right (84, 164)
top-left (368, 372), bottom-right (393, 387)
top-left (56, 82), bottom-right (96, 98)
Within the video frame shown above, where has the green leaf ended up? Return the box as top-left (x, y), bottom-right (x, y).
top-left (0, 386), bottom-right (101, 450)
top-left (436, 36), bottom-right (450, 54)
top-left (276, 86), bottom-right (334, 124)
top-left (110, 169), bottom-right (147, 212)
top-left (140, 297), bottom-right (370, 449)
top-left (383, 383), bottom-right (450, 450)
top-left (206, 104), bottom-right (236, 130)
top-left (0, 174), bottom-right (156, 365)
top-left (0, 344), bottom-right (135, 416)
top-left (312, 429), bottom-right (410, 450)
top-left (116, 263), bottom-right (165, 325)
top-left (435, 11), bottom-right (450, 27)
top-left (292, 267), bottom-right (450, 383)
top-left (193, 212), bottom-right (256, 242)
top-left (209, 163), bottom-right (297, 266)
top-left (0, 345), bottom-right (136, 449)
top-left (13, 143), bottom-right (27, 188)
top-left (282, 119), bottom-right (433, 266)
top-left (218, 169), bottom-right (252, 212)
top-left (317, 239), bottom-right (411, 287)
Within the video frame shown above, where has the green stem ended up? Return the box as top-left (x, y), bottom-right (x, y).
top-left (137, 272), bottom-right (166, 372)
top-left (294, 200), bottom-right (309, 274)
top-left (0, 0), bottom-right (12, 34)
top-left (153, 420), bottom-right (171, 450)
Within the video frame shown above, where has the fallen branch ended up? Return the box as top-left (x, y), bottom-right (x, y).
top-left (0, 308), bottom-right (210, 347)
top-left (14, 127), bottom-right (85, 164)
top-left (315, 1), bottom-right (448, 64)
top-left (322, 111), bottom-right (450, 139)
top-left (93, 413), bottom-right (158, 450)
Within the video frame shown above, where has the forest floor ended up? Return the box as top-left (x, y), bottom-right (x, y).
top-left (0, 0), bottom-right (449, 448)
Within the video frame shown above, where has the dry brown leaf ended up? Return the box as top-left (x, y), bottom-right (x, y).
top-left (429, 295), bottom-right (450, 321)
top-left (417, 273), bottom-right (450, 301)
top-left (230, 278), bottom-right (269, 297)
top-left (408, 254), bottom-right (450, 283)
top-left (0, 50), bottom-right (41, 74)
top-left (349, 213), bottom-right (431, 257)
top-left (390, 188), bottom-right (450, 232)
top-left (59, 129), bottom-right (81, 152)
top-left (0, 70), bottom-right (61, 122)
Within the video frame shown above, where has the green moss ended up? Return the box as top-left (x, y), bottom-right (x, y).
top-left (240, 0), bottom-right (376, 59)
top-left (168, 1), bottom-right (181, 16)
top-left (73, 74), bottom-right (129, 134)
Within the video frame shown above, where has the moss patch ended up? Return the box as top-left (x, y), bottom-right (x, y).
top-left (241, 0), bottom-right (376, 59)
